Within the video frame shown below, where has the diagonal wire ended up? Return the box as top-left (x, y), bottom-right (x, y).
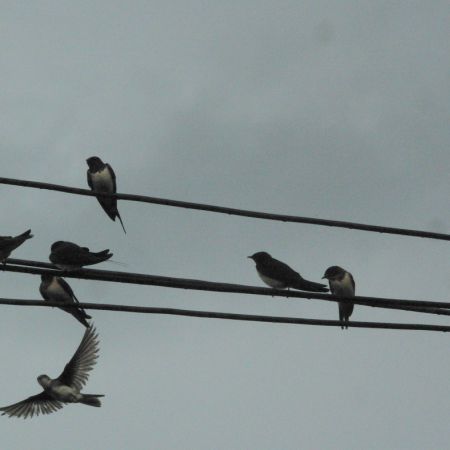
top-left (0, 177), bottom-right (448, 240)
top-left (3, 258), bottom-right (450, 317)
top-left (1, 298), bottom-right (450, 332)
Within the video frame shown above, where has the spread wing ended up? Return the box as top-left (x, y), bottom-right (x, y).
top-left (0, 392), bottom-right (64, 418)
top-left (57, 326), bottom-right (99, 390)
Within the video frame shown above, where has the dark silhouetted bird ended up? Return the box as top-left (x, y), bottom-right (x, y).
top-left (86, 156), bottom-right (126, 234)
top-left (248, 251), bottom-right (329, 292)
top-left (49, 241), bottom-right (112, 271)
top-left (39, 274), bottom-right (91, 327)
top-left (0, 229), bottom-right (33, 263)
top-left (0, 326), bottom-right (104, 418)
top-left (322, 266), bottom-right (355, 329)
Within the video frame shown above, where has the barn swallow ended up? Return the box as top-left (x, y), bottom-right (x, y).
top-left (248, 252), bottom-right (329, 292)
top-left (86, 156), bottom-right (126, 234)
top-left (39, 274), bottom-right (91, 327)
top-left (0, 326), bottom-right (104, 418)
top-left (49, 241), bottom-right (112, 271)
top-left (0, 229), bottom-right (33, 263)
top-left (322, 266), bottom-right (355, 329)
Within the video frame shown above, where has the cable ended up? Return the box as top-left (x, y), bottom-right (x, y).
top-left (1, 298), bottom-right (450, 332)
top-left (4, 258), bottom-right (450, 316)
top-left (0, 177), bottom-right (448, 241)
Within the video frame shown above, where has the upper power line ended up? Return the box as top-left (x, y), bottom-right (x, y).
top-left (0, 177), bottom-right (448, 241)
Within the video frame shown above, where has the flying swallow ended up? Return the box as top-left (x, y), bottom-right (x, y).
top-left (49, 241), bottom-right (112, 271)
top-left (0, 229), bottom-right (33, 263)
top-left (248, 252), bottom-right (329, 293)
top-left (39, 274), bottom-right (92, 327)
top-left (86, 156), bottom-right (126, 234)
top-left (322, 266), bottom-right (355, 329)
top-left (0, 325), bottom-right (104, 418)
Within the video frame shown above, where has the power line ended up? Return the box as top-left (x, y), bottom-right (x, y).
top-left (0, 176), bottom-right (448, 241)
top-left (1, 298), bottom-right (450, 332)
top-left (4, 258), bottom-right (450, 316)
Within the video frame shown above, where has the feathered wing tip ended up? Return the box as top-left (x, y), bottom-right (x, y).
top-left (79, 394), bottom-right (104, 407)
top-left (292, 279), bottom-right (329, 293)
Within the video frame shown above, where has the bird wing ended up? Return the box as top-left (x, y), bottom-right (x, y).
top-left (57, 277), bottom-right (78, 301)
top-left (39, 283), bottom-right (50, 301)
top-left (57, 326), bottom-right (100, 390)
top-left (87, 170), bottom-right (94, 190)
top-left (264, 258), bottom-right (300, 283)
top-left (106, 164), bottom-right (117, 193)
top-left (0, 392), bottom-right (64, 418)
top-left (349, 273), bottom-right (356, 292)
top-left (52, 243), bottom-right (92, 265)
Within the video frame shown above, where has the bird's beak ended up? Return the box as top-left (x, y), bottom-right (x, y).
top-left (321, 275), bottom-right (326, 279)
top-left (247, 256), bottom-right (252, 259)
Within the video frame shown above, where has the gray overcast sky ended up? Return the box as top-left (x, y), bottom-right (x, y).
top-left (1, 1), bottom-right (449, 448)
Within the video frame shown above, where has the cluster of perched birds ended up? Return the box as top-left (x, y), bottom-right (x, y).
top-left (0, 157), bottom-right (355, 419)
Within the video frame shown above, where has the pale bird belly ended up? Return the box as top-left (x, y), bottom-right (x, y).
top-left (50, 384), bottom-right (79, 402)
top-left (257, 272), bottom-right (286, 289)
top-left (330, 274), bottom-right (354, 298)
top-left (91, 168), bottom-right (114, 193)
top-left (47, 280), bottom-right (71, 302)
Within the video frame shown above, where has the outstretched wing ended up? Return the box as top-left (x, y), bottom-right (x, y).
top-left (58, 326), bottom-right (100, 390)
top-left (0, 392), bottom-right (64, 419)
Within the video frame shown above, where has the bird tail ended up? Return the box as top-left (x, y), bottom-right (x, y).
top-left (93, 249), bottom-right (113, 261)
top-left (117, 211), bottom-right (126, 234)
top-left (72, 311), bottom-right (92, 328)
top-left (291, 279), bottom-right (329, 293)
top-left (17, 229), bottom-right (33, 241)
top-left (79, 394), bottom-right (104, 407)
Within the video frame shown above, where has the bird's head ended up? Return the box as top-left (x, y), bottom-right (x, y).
top-left (50, 241), bottom-right (66, 252)
top-left (86, 156), bottom-right (104, 171)
top-left (322, 266), bottom-right (345, 280)
top-left (248, 251), bottom-right (271, 264)
top-left (37, 375), bottom-right (51, 388)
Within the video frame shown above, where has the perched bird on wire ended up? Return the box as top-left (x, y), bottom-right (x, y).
top-left (39, 274), bottom-right (92, 327)
top-left (248, 251), bottom-right (329, 293)
top-left (49, 241), bottom-right (112, 271)
top-left (0, 325), bottom-right (104, 418)
top-left (322, 266), bottom-right (355, 329)
top-left (86, 156), bottom-right (126, 234)
top-left (0, 229), bottom-right (33, 263)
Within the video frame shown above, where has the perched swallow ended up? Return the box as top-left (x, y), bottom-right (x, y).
top-left (86, 156), bottom-right (126, 234)
top-left (322, 266), bottom-right (355, 329)
top-left (49, 241), bottom-right (112, 271)
top-left (0, 229), bottom-right (33, 263)
top-left (248, 252), bottom-right (329, 293)
top-left (0, 326), bottom-right (104, 418)
top-left (39, 274), bottom-right (92, 327)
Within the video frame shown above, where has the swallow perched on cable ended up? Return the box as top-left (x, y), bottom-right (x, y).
top-left (39, 274), bottom-right (92, 327)
top-left (0, 325), bottom-right (104, 418)
top-left (322, 266), bottom-right (355, 329)
top-left (49, 241), bottom-right (113, 271)
top-left (86, 156), bottom-right (126, 234)
top-left (248, 252), bottom-right (329, 293)
top-left (0, 229), bottom-right (33, 263)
